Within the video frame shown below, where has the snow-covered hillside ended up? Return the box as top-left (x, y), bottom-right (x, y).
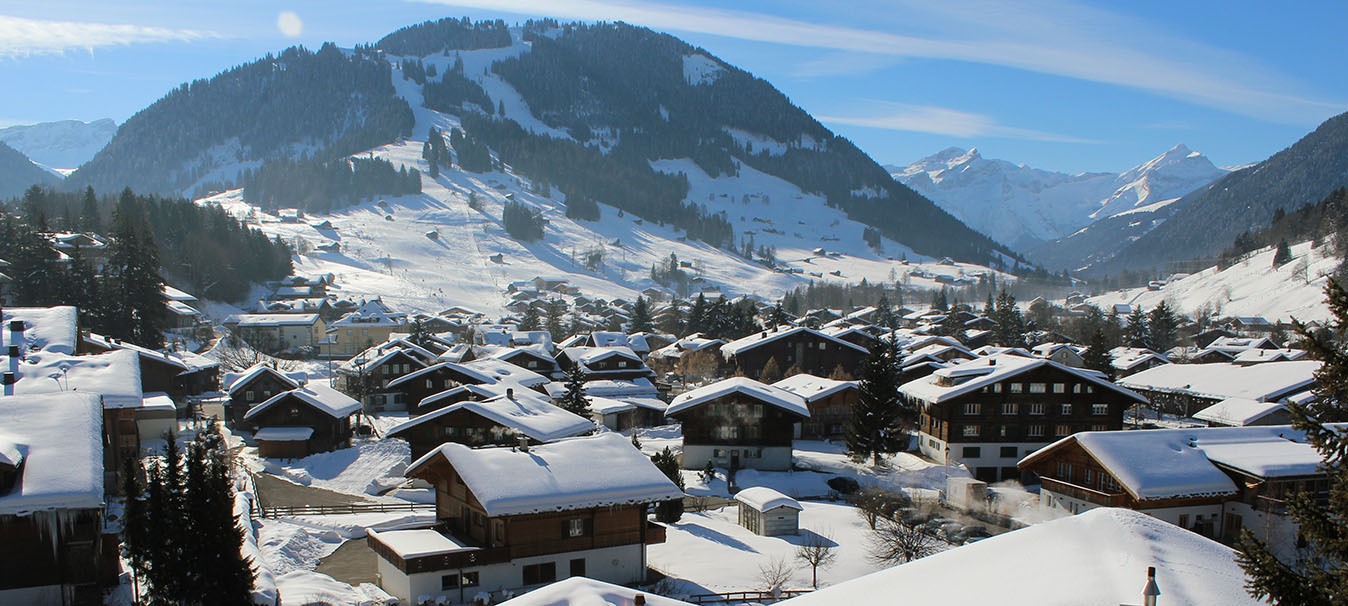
top-left (1083, 240), bottom-right (1336, 323)
top-left (0, 118), bottom-right (116, 173)
top-left (200, 31), bottom-right (1008, 317)
top-left (888, 145), bottom-right (1226, 251)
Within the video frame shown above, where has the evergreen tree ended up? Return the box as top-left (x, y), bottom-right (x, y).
top-left (409, 317), bottom-right (431, 347)
top-left (1147, 301), bottom-right (1179, 352)
top-left (1123, 308), bottom-right (1152, 349)
top-left (80, 186), bottom-right (102, 232)
top-left (630, 296), bottom-right (653, 333)
top-left (558, 363), bottom-right (591, 416)
top-left (650, 446), bottom-right (685, 523)
top-left (687, 294), bottom-right (709, 335)
top-left (767, 300), bottom-right (791, 328)
top-left (759, 356), bottom-right (783, 383)
top-left (930, 287), bottom-right (949, 312)
top-left (545, 298), bottom-right (567, 342)
top-left (1082, 328), bottom-right (1114, 379)
top-left (519, 304), bottom-right (541, 331)
top-left (1272, 239), bottom-right (1292, 267)
top-left (102, 189), bottom-right (168, 348)
top-left (991, 289), bottom-right (1025, 347)
top-left (874, 293), bottom-right (897, 329)
top-left (121, 455), bottom-right (150, 602)
top-left (845, 337), bottom-right (908, 465)
top-left (1237, 279), bottom-right (1348, 603)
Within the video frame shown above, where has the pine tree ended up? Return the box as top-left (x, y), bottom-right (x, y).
top-left (103, 190), bottom-right (167, 348)
top-left (1081, 328), bottom-right (1114, 379)
top-left (630, 296), bottom-right (653, 333)
top-left (1123, 308), bottom-right (1151, 349)
top-left (79, 185), bottom-right (101, 232)
top-left (688, 294), bottom-right (709, 335)
top-left (767, 300), bottom-right (791, 328)
top-left (545, 298), bottom-right (567, 342)
top-left (1272, 239), bottom-right (1292, 267)
top-left (558, 363), bottom-right (591, 416)
top-left (1237, 278), bottom-right (1348, 603)
top-left (991, 289), bottom-right (1025, 347)
top-left (875, 293), bottom-right (897, 329)
top-left (519, 304), bottom-right (541, 331)
top-left (651, 446), bottom-right (685, 523)
top-left (121, 455), bottom-right (150, 602)
top-left (1147, 301), bottom-right (1179, 352)
top-left (846, 337), bottom-right (908, 465)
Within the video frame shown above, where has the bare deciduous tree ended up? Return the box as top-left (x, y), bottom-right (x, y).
top-left (794, 532), bottom-right (837, 588)
top-left (756, 556), bottom-right (794, 593)
top-left (216, 336), bottom-right (298, 372)
top-left (868, 517), bottom-right (940, 565)
top-left (853, 487), bottom-right (909, 530)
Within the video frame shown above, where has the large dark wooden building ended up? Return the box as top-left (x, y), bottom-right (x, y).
top-left (367, 434), bottom-right (680, 603)
top-left (222, 364), bottom-right (306, 427)
top-left (900, 353), bottom-right (1147, 483)
top-left (666, 377), bottom-right (809, 471)
top-left (772, 374), bottom-right (858, 440)
top-left (244, 384), bottom-right (361, 458)
top-left (385, 389), bottom-right (593, 459)
top-left (718, 326), bottom-right (867, 380)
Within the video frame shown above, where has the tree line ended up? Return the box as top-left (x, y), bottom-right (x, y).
top-left (238, 155), bottom-right (421, 213)
top-left (375, 16), bottom-right (511, 57)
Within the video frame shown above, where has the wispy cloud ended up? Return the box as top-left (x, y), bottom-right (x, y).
top-left (411, 0), bottom-right (1342, 124)
top-left (0, 16), bottom-right (219, 59)
top-left (819, 102), bottom-right (1098, 143)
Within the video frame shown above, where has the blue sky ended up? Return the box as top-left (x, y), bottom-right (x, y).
top-left (1, 0), bottom-right (1344, 173)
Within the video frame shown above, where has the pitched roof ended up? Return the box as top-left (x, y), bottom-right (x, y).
top-left (2, 306), bottom-right (78, 354)
top-left (223, 364), bottom-right (306, 394)
top-left (1117, 361), bottom-right (1319, 402)
top-left (407, 433), bottom-right (682, 517)
top-left (772, 374), bottom-right (857, 402)
top-left (900, 354), bottom-right (1147, 405)
top-left (734, 486), bottom-right (802, 511)
top-left (667, 377), bottom-right (810, 417)
top-left (390, 392), bottom-right (594, 442)
top-left (720, 326), bottom-right (866, 357)
top-left (2, 349), bottom-right (144, 409)
top-left (244, 383), bottom-right (361, 420)
top-left (0, 392), bottom-right (104, 515)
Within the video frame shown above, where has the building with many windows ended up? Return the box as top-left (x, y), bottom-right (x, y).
top-left (666, 377), bottom-right (809, 471)
top-left (899, 353), bottom-right (1147, 483)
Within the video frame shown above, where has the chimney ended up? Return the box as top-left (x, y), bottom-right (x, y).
top-left (9, 319), bottom-right (22, 332)
top-left (988, 358), bottom-right (995, 365)
top-left (517, 435), bottom-right (529, 452)
top-left (2, 372), bottom-right (15, 385)
top-left (6, 345), bottom-right (17, 358)
top-left (634, 595), bottom-right (646, 606)
top-left (1142, 566), bottom-right (1160, 606)
top-left (506, 387), bottom-right (515, 399)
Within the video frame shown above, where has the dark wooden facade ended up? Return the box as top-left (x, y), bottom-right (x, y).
top-left (226, 371), bottom-right (298, 427)
top-left (0, 509), bottom-right (120, 601)
top-left (799, 387), bottom-right (858, 440)
top-left (730, 333), bottom-right (866, 380)
top-left (246, 394), bottom-right (353, 455)
top-left (670, 393), bottom-right (804, 450)
top-left (390, 408), bottom-right (539, 460)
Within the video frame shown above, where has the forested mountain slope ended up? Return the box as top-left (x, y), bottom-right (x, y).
top-left (0, 141), bottom-right (59, 199)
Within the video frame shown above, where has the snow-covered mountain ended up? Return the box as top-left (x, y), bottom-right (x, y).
top-left (888, 144), bottom-right (1227, 252)
top-left (0, 118), bottom-right (116, 173)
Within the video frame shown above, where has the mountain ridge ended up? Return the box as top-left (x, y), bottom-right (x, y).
top-left (0, 119), bottom-right (116, 171)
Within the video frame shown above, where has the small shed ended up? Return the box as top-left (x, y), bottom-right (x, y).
top-left (735, 487), bottom-right (802, 536)
top-left (255, 426), bottom-right (316, 458)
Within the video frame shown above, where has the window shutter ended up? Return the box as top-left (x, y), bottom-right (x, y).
top-left (561, 519), bottom-right (570, 539)
top-left (584, 517), bottom-right (593, 537)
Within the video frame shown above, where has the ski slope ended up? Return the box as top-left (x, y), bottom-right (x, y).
top-left (199, 30), bottom-right (1008, 317)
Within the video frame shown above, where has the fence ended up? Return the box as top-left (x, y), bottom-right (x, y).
top-left (685, 589), bottom-right (813, 603)
top-left (256, 500), bottom-right (434, 519)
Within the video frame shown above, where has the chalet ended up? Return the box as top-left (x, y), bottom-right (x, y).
top-left (368, 434), bottom-right (681, 603)
top-left (387, 389), bottom-right (593, 459)
top-left (226, 313), bottom-right (326, 353)
top-left (337, 347), bottom-right (429, 412)
top-left (900, 354), bottom-right (1148, 483)
top-left (0, 392), bottom-right (119, 603)
top-left (1232, 348), bottom-right (1307, 365)
top-left (719, 326), bottom-right (867, 380)
top-left (543, 379), bottom-right (668, 430)
top-left (821, 325), bottom-right (880, 349)
top-left (1229, 316), bottom-right (1275, 334)
top-left (556, 346), bottom-right (655, 381)
top-left (772, 374), bottom-right (859, 440)
top-left (477, 345), bottom-right (561, 377)
top-left (1117, 361), bottom-right (1318, 417)
top-left (1017, 425), bottom-right (1330, 554)
top-left (647, 334), bottom-right (724, 364)
top-left (319, 300), bottom-right (409, 358)
top-left (79, 332), bottom-right (220, 401)
top-left (221, 364), bottom-right (308, 427)
top-left (1108, 347), bottom-right (1170, 378)
top-left (734, 487), bottom-right (801, 537)
top-left (1192, 398), bottom-right (1292, 427)
top-left (1030, 343), bottom-right (1084, 368)
top-left (1191, 328), bottom-right (1237, 349)
top-left (244, 384), bottom-right (361, 458)
top-left (666, 377), bottom-right (810, 471)
top-left (389, 359), bottom-right (549, 411)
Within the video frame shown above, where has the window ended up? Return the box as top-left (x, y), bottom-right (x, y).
top-left (819, 342), bottom-right (827, 350)
top-left (527, 360), bottom-right (538, 368)
top-left (1092, 404), bottom-right (1109, 416)
top-left (1091, 424), bottom-right (1108, 432)
top-left (962, 447), bottom-right (981, 458)
top-left (426, 379), bottom-right (433, 389)
top-left (1178, 514), bottom-right (1190, 529)
top-left (1001, 403), bottom-right (1018, 415)
top-left (964, 403), bottom-right (981, 416)
top-left (567, 518), bottom-right (584, 537)
top-left (523, 562), bottom-right (557, 586)
top-left (746, 426), bottom-right (762, 440)
top-left (1053, 383), bottom-right (1066, 394)
top-left (617, 360), bottom-right (629, 368)
top-left (1028, 425), bottom-right (1044, 438)
top-left (1009, 383), bottom-right (1023, 393)
top-left (1102, 475), bottom-right (1120, 492)
top-left (1055, 424), bottom-right (1071, 436)
top-left (245, 390), bottom-right (255, 401)
top-left (1029, 403), bottom-right (1045, 416)
top-left (962, 425), bottom-right (981, 437)
top-left (1000, 446), bottom-right (1018, 458)
top-left (570, 558), bottom-right (586, 578)
top-left (1083, 468), bottom-right (1094, 486)
top-left (1029, 383), bottom-right (1046, 394)
top-left (1056, 461), bottom-right (1071, 480)
top-left (442, 572), bottom-right (480, 589)
top-left (993, 383), bottom-right (1002, 393)
top-left (1073, 383), bottom-right (1082, 394)
top-left (1060, 403), bottom-right (1073, 415)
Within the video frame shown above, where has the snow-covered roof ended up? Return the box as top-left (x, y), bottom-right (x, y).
top-left (2, 349), bottom-right (144, 409)
top-left (772, 374), bottom-right (857, 403)
top-left (778, 508), bottom-right (1263, 606)
top-left (389, 392), bottom-right (594, 443)
top-left (0, 392), bottom-right (104, 515)
top-left (2, 306), bottom-right (78, 354)
top-left (497, 577), bottom-right (692, 606)
top-left (1232, 348), bottom-right (1307, 364)
top-left (1193, 398), bottom-right (1288, 426)
top-left (720, 326), bottom-right (866, 357)
top-left (667, 377), bottom-right (810, 418)
top-left (1117, 361), bottom-right (1319, 402)
top-left (141, 392), bottom-right (178, 412)
top-left (223, 364), bottom-right (305, 394)
top-left (254, 426), bottom-right (315, 442)
top-left (244, 383), bottom-right (361, 420)
top-left (1109, 346), bottom-right (1169, 371)
top-left (83, 333), bottom-right (218, 374)
top-left (901, 354), bottom-right (1147, 405)
top-left (734, 486), bottom-right (802, 512)
top-left (337, 346), bottom-right (427, 374)
top-left (162, 284), bottom-right (198, 302)
top-left (459, 358), bottom-right (549, 387)
top-left (367, 528), bottom-right (477, 560)
top-left (564, 345), bottom-right (645, 366)
top-left (1208, 336), bottom-right (1274, 352)
top-left (230, 313), bottom-right (321, 327)
top-left (407, 433), bottom-right (683, 517)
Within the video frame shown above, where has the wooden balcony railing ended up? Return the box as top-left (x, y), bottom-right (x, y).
top-left (1040, 478), bottom-right (1129, 507)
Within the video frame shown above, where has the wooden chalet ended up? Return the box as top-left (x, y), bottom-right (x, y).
top-left (338, 347), bottom-right (429, 412)
top-left (900, 353), bottom-right (1147, 483)
top-left (1117, 360), bottom-right (1317, 417)
top-left (386, 388), bottom-right (593, 459)
top-left (221, 364), bottom-right (306, 427)
top-left (666, 377), bottom-right (809, 471)
top-left (244, 384), bottom-right (361, 458)
top-left (772, 374), bottom-right (858, 440)
top-left (718, 326), bottom-right (867, 380)
top-left (555, 346), bottom-right (655, 381)
top-left (79, 333), bottom-right (220, 402)
top-left (390, 359), bottom-right (549, 411)
top-left (367, 434), bottom-right (680, 603)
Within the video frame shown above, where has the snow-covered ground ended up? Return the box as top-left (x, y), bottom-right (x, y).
top-left (1084, 239), bottom-right (1336, 323)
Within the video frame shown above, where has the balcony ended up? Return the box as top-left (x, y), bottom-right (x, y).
top-left (1041, 478), bottom-right (1129, 507)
